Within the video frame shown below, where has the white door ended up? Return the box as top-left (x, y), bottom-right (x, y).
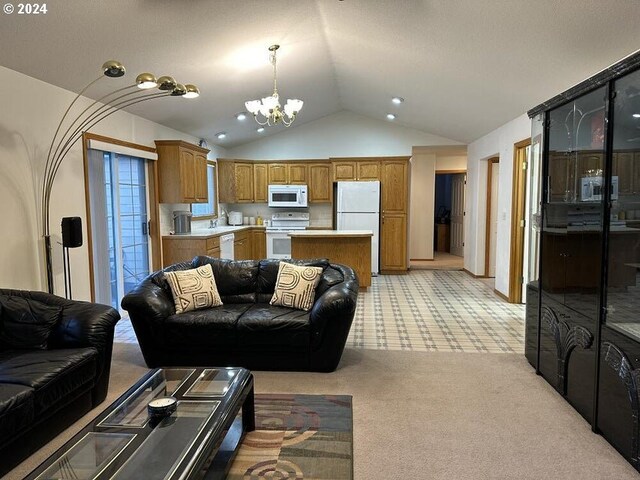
top-left (489, 164), bottom-right (500, 277)
top-left (450, 174), bottom-right (465, 257)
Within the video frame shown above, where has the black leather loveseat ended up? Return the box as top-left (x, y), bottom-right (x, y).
top-left (0, 289), bottom-right (120, 475)
top-left (121, 257), bottom-right (358, 372)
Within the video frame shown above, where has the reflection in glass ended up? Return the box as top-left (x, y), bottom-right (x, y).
top-left (36, 433), bottom-right (135, 480)
top-left (604, 69), bottom-right (640, 342)
top-left (184, 369), bottom-right (237, 397)
top-left (99, 369), bottom-right (195, 427)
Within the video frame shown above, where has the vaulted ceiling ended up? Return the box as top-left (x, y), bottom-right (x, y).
top-left (0, 1), bottom-right (639, 147)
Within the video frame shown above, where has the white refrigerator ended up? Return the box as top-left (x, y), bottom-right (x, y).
top-left (335, 181), bottom-right (380, 274)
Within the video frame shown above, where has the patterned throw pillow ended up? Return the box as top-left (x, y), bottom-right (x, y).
top-left (164, 264), bottom-right (222, 314)
top-left (270, 262), bottom-right (323, 311)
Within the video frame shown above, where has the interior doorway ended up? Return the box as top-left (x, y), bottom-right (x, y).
top-left (508, 139), bottom-right (532, 303)
top-left (485, 158), bottom-right (500, 277)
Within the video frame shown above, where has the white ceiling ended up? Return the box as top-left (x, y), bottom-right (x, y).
top-left (0, 0), bottom-right (639, 148)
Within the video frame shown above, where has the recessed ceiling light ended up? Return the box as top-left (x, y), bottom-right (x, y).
top-left (236, 112), bottom-right (247, 121)
top-left (391, 97), bottom-right (404, 105)
top-left (257, 127), bottom-right (265, 133)
top-left (386, 113), bottom-right (396, 120)
top-left (633, 113), bottom-right (640, 118)
top-left (216, 132), bottom-right (227, 139)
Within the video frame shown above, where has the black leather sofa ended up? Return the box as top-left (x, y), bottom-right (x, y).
top-left (0, 289), bottom-right (120, 475)
top-left (121, 257), bottom-right (359, 372)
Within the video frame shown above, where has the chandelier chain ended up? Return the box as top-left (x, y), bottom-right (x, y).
top-left (270, 49), bottom-right (278, 97)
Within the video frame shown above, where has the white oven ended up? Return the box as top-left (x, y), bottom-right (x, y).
top-left (266, 230), bottom-right (293, 259)
top-left (268, 184), bottom-right (308, 208)
top-left (266, 212), bottom-right (310, 259)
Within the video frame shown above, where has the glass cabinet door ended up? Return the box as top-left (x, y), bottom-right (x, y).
top-left (543, 87), bottom-right (606, 318)
top-left (604, 69), bottom-right (640, 340)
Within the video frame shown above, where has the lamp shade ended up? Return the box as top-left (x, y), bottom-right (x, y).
top-left (171, 83), bottom-right (187, 96)
top-left (102, 60), bottom-right (126, 78)
top-left (136, 73), bottom-right (157, 89)
top-left (157, 76), bottom-right (177, 91)
top-left (245, 100), bottom-right (261, 114)
top-left (287, 99), bottom-right (303, 113)
top-left (262, 96), bottom-right (279, 110)
top-left (183, 84), bottom-right (200, 99)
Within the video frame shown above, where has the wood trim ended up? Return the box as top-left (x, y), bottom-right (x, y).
top-left (82, 134), bottom-right (95, 302)
top-left (410, 258), bottom-right (434, 261)
top-left (508, 138), bottom-right (531, 303)
top-left (330, 156), bottom-right (411, 162)
top-left (484, 157), bottom-right (499, 277)
top-left (148, 160), bottom-right (162, 271)
top-left (435, 169), bottom-right (467, 174)
top-left (494, 288), bottom-right (510, 302)
top-left (82, 134), bottom-right (162, 300)
top-left (83, 132), bottom-right (156, 153)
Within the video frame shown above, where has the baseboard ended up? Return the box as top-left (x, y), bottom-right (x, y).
top-left (380, 270), bottom-right (409, 275)
top-left (410, 258), bottom-right (434, 261)
top-left (463, 268), bottom-right (488, 279)
top-left (494, 289), bottom-right (510, 302)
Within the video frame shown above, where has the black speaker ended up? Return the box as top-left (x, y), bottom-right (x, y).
top-left (61, 217), bottom-right (83, 248)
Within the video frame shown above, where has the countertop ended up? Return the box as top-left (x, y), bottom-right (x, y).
top-left (288, 229), bottom-right (373, 238)
top-left (163, 225), bottom-right (265, 239)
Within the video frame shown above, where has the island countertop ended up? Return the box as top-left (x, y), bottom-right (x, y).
top-left (288, 229), bottom-right (373, 238)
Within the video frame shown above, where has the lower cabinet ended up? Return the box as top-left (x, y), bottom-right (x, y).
top-left (597, 326), bottom-right (640, 466)
top-left (252, 230), bottom-right (266, 259)
top-left (524, 282), bottom-right (539, 369)
top-left (233, 230), bottom-right (251, 260)
top-left (537, 294), bottom-right (596, 423)
top-left (162, 236), bottom-right (220, 267)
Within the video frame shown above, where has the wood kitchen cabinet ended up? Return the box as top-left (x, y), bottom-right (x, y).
top-left (253, 163), bottom-right (268, 202)
top-left (162, 235), bottom-right (220, 267)
top-left (331, 159), bottom-right (380, 181)
top-left (155, 140), bottom-right (210, 203)
top-left (380, 158), bottom-right (410, 273)
top-left (613, 152), bottom-right (634, 195)
top-left (218, 160), bottom-right (254, 203)
top-left (234, 230), bottom-right (251, 260)
top-left (308, 163), bottom-right (331, 203)
top-left (380, 213), bottom-right (407, 271)
top-left (268, 163), bottom-right (307, 185)
top-left (252, 229), bottom-right (266, 259)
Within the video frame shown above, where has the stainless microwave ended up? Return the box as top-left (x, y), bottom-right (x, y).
top-left (268, 184), bottom-right (308, 207)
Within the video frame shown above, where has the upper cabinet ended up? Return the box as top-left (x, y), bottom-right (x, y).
top-left (331, 159), bottom-right (380, 181)
top-left (381, 160), bottom-right (408, 214)
top-left (268, 163), bottom-right (308, 184)
top-left (308, 163), bottom-right (331, 203)
top-left (253, 164), bottom-right (268, 203)
top-left (218, 160), bottom-right (255, 203)
top-left (155, 140), bottom-right (210, 203)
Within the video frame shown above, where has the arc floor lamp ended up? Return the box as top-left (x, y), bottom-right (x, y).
top-left (42, 60), bottom-right (200, 294)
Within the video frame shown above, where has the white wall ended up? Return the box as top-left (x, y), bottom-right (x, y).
top-left (465, 114), bottom-right (530, 296)
top-left (0, 66), bottom-right (226, 301)
top-left (228, 110), bottom-right (462, 159)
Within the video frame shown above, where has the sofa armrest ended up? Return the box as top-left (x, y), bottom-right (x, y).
top-left (308, 264), bottom-right (359, 371)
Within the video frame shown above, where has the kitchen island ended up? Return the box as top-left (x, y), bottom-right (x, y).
top-left (289, 230), bottom-right (373, 289)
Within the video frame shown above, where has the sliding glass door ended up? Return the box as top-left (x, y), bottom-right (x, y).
top-left (89, 150), bottom-right (151, 311)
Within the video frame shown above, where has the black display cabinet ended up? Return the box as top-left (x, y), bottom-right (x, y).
top-left (526, 52), bottom-right (640, 471)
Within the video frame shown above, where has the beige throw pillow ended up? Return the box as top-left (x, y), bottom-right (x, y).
top-left (270, 262), bottom-right (323, 311)
top-left (164, 264), bottom-right (222, 314)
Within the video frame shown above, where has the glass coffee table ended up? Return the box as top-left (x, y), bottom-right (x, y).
top-left (25, 367), bottom-right (254, 480)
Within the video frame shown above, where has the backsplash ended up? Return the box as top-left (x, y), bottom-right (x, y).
top-left (219, 203), bottom-right (332, 227)
top-left (160, 203), bottom-right (333, 234)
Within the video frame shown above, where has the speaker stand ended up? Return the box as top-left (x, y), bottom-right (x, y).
top-left (62, 246), bottom-right (73, 300)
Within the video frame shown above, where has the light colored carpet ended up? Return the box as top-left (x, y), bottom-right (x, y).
top-left (6, 343), bottom-right (639, 480)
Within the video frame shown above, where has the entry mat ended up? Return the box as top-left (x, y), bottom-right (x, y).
top-left (226, 394), bottom-right (353, 480)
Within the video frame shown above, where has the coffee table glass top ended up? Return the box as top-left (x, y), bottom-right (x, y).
top-left (29, 367), bottom-right (253, 480)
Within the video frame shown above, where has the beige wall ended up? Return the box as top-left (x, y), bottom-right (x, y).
top-left (0, 66), bottom-right (226, 300)
top-left (410, 147), bottom-right (467, 261)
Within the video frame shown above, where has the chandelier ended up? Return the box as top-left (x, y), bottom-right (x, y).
top-left (245, 45), bottom-right (303, 127)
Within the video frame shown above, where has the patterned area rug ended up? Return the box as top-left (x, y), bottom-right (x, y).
top-left (226, 394), bottom-right (353, 480)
